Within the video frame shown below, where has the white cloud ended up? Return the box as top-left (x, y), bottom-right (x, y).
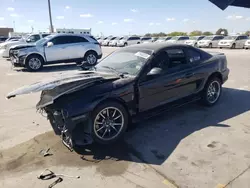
top-left (97, 21), bottom-right (104, 24)
top-left (65, 6), bottom-right (70, 9)
top-left (155, 23), bottom-right (161, 26)
top-left (10, 13), bottom-right (19, 17)
top-left (166, 17), bottom-right (175, 21)
top-left (227, 15), bottom-right (243, 20)
top-left (80, 14), bottom-right (93, 18)
top-left (149, 22), bottom-right (154, 26)
top-left (111, 22), bottom-right (117, 25)
top-left (27, 19), bottom-right (34, 23)
top-left (7, 7), bottom-right (15, 11)
top-left (183, 18), bottom-right (190, 22)
top-left (56, 16), bottom-right (64, 20)
top-left (130, 9), bottom-right (138, 13)
top-left (0, 17), bottom-right (4, 21)
top-left (124, 18), bottom-right (134, 22)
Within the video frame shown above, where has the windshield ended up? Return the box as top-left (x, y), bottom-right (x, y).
top-left (35, 35), bottom-right (54, 46)
top-left (203, 36), bottom-right (213, 40)
top-left (223, 36), bottom-right (237, 40)
top-left (189, 36), bottom-right (199, 40)
top-left (95, 49), bottom-right (153, 76)
top-left (141, 37), bottom-right (151, 41)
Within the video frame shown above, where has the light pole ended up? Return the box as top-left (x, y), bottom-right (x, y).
top-left (48, 0), bottom-right (54, 33)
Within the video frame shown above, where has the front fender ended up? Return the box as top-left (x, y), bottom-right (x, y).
top-left (24, 52), bottom-right (45, 63)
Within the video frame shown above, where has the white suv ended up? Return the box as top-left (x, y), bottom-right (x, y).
top-left (0, 33), bottom-right (50, 58)
top-left (10, 34), bottom-right (102, 71)
top-left (117, 36), bottom-right (141, 47)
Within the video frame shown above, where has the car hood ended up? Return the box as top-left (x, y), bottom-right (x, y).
top-left (7, 71), bottom-right (120, 108)
top-left (10, 43), bottom-right (35, 50)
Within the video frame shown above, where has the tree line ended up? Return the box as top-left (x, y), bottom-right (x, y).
top-left (144, 28), bottom-right (250, 37)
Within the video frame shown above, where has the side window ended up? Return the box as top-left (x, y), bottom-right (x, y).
top-left (242, 36), bottom-right (248, 40)
top-left (178, 37), bottom-right (184, 40)
top-left (42, 34), bottom-right (50, 38)
top-left (166, 49), bottom-right (186, 69)
top-left (28, 34), bottom-right (40, 42)
top-left (219, 36), bottom-right (224, 40)
top-left (184, 37), bottom-right (189, 40)
top-left (127, 37), bottom-right (132, 41)
top-left (50, 36), bottom-right (69, 45)
top-left (69, 36), bottom-right (88, 43)
top-left (213, 36), bottom-right (218, 40)
top-left (134, 37), bottom-right (140, 40)
top-left (186, 49), bottom-right (201, 64)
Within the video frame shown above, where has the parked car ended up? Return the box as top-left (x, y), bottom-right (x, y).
top-left (0, 33), bottom-right (50, 58)
top-left (244, 40), bottom-right (250, 49)
top-left (155, 36), bottom-right (172, 43)
top-left (197, 35), bottom-right (224, 48)
top-left (141, 37), bottom-right (153, 43)
top-left (7, 43), bottom-right (229, 150)
top-left (97, 37), bottom-right (108, 45)
top-left (10, 34), bottom-right (102, 71)
top-left (152, 37), bottom-right (159, 42)
top-left (0, 36), bottom-right (8, 43)
top-left (218, 35), bottom-right (248, 49)
top-left (6, 36), bottom-right (22, 42)
top-left (102, 37), bottom-right (117, 46)
top-left (166, 36), bottom-right (190, 44)
top-left (185, 36), bottom-right (205, 47)
top-left (117, 36), bottom-right (141, 47)
top-left (109, 37), bottom-right (124, 46)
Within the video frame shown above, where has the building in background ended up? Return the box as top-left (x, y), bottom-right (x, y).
top-left (0, 28), bottom-right (14, 37)
top-left (55, 28), bottom-right (91, 35)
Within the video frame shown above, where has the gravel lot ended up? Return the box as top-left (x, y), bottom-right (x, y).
top-left (0, 47), bottom-right (250, 188)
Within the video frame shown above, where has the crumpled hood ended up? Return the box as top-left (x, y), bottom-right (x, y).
top-left (7, 71), bottom-right (120, 108)
top-left (10, 43), bottom-right (35, 50)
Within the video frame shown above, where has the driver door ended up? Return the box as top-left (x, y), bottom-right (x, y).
top-left (45, 36), bottom-right (70, 62)
top-left (138, 48), bottom-right (197, 112)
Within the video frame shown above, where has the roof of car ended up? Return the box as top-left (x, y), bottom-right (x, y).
top-left (122, 43), bottom-right (192, 53)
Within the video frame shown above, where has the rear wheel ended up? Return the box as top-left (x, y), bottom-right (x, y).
top-left (201, 77), bottom-right (222, 106)
top-left (25, 55), bottom-right (44, 72)
top-left (124, 43), bottom-right (128, 47)
top-left (84, 51), bottom-right (98, 66)
top-left (92, 101), bottom-right (128, 144)
top-left (231, 43), bottom-right (236, 49)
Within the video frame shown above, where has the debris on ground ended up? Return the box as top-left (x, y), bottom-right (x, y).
top-left (48, 177), bottom-right (63, 188)
top-left (39, 148), bottom-right (53, 157)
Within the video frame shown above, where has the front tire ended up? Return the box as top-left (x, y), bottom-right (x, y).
top-left (84, 51), bottom-right (98, 66)
top-left (209, 43), bottom-right (212, 48)
top-left (91, 101), bottom-right (128, 144)
top-left (201, 77), bottom-right (222, 106)
top-left (25, 55), bottom-right (44, 72)
top-left (231, 43), bottom-right (236, 49)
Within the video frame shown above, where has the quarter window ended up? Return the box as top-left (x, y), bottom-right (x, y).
top-left (186, 49), bottom-right (201, 64)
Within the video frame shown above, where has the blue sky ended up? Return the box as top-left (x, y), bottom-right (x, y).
top-left (0, 0), bottom-right (250, 36)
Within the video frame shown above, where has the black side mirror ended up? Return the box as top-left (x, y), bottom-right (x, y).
top-left (147, 67), bottom-right (163, 77)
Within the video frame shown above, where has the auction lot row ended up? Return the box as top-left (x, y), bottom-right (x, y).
top-left (0, 47), bottom-right (250, 188)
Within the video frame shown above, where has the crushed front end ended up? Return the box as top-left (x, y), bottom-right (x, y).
top-left (42, 106), bottom-right (93, 151)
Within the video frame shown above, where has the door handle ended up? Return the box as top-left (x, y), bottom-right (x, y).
top-left (185, 73), bottom-right (194, 78)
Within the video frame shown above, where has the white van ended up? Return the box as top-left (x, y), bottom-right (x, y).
top-left (117, 36), bottom-right (141, 47)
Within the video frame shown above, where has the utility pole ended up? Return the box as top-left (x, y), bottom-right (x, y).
top-left (48, 0), bottom-right (54, 33)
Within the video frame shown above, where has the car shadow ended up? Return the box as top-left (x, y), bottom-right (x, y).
top-left (74, 87), bottom-right (250, 165)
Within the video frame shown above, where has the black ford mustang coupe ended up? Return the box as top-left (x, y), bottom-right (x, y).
top-left (7, 43), bottom-right (229, 150)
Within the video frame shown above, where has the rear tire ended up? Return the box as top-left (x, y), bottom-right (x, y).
top-left (124, 43), bottom-right (128, 47)
top-left (201, 77), bottom-right (222, 106)
top-left (84, 51), bottom-right (98, 66)
top-left (25, 55), bottom-right (44, 72)
top-left (91, 101), bottom-right (128, 144)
